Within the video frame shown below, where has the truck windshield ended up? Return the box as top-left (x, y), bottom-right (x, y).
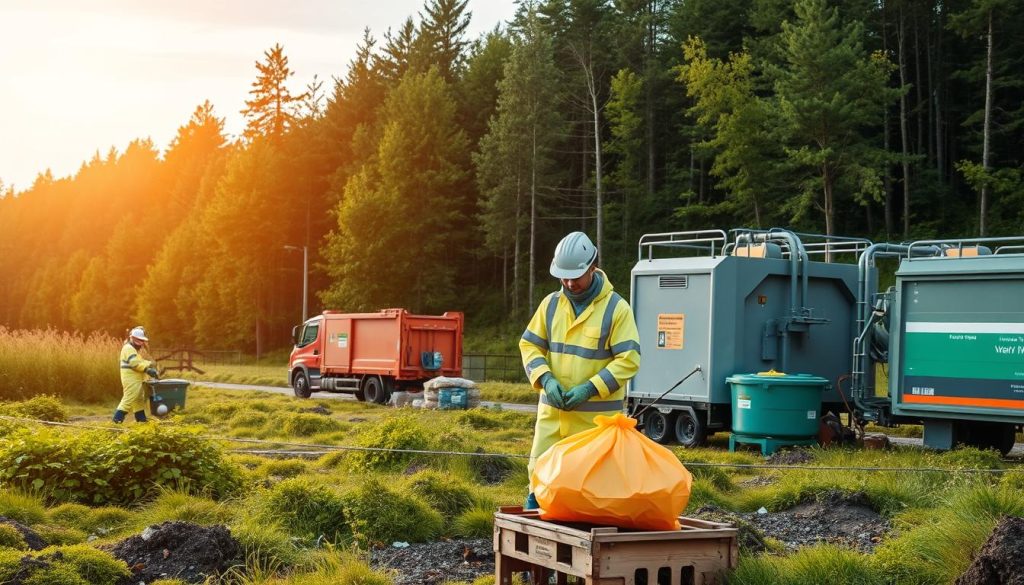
top-left (298, 323), bottom-right (319, 347)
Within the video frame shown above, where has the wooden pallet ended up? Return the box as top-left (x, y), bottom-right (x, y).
top-left (493, 507), bottom-right (738, 585)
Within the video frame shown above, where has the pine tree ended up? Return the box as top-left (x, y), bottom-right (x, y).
top-left (417, 0), bottom-right (472, 81)
top-left (321, 68), bottom-right (471, 312)
top-left (475, 7), bottom-right (563, 315)
top-left (678, 38), bottom-right (782, 228)
top-left (769, 0), bottom-right (899, 236)
top-left (379, 18), bottom-right (418, 83)
top-left (241, 44), bottom-right (305, 141)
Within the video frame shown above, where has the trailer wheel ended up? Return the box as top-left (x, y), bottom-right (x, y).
top-left (643, 410), bottom-right (675, 444)
top-left (675, 410), bottom-right (707, 448)
top-left (292, 371), bottom-right (312, 399)
top-left (363, 376), bottom-right (389, 405)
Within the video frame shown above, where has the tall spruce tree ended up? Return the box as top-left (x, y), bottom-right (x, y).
top-left (241, 44), bottom-right (305, 141)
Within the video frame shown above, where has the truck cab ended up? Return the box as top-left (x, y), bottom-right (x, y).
top-left (289, 316), bottom-right (324, 398)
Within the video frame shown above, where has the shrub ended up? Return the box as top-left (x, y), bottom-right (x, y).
top-left (0, 524), bottom-right (27, 550)
top-left (0, 425), bottom-right (242, 505)
top-left (0, 544), bottom-right (130, 585)
top-left (406, 471), bottom-right (476, 521)
top-left (261, 477), bottom-right (348, 542)
top-left (139, 490), bottom-right (234, 526)
top-left (230, 516), bottom-right (306, 573)
top-left (0, 489), bottom-right (47, 525)
top-left (730, 545), bottom-right (882, 585)
top-left (229, 410), bottom-right (268, 430)
top-left (285, 549), bottom-right (393, 585)
top-left (452, 505), bottom-right (495, 538)
top-left (348, 414), bottom-right (431, 471)
top-left (32, 525), bottom-right (87, 546)
top-left (342, 478), bottom-right (443, 546)
top-left (258, 459), bottom-right (309, 479)
top-left (85, 508), bottom-right (134, 535)
top-left (204, 401), bottom-right (242, 418)
top-left (938, 447), bottom-right (1004, 470)
top-left (282, 413), bottom-right (345, 437)
top-left (49, 544), bottom-right (131, 585)
top-left (0, 394), bottom-right (69, 422)
top-left (48, 503), bottom-right (92, 529)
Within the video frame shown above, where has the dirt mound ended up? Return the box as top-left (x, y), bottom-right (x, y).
top-left (108, 521), bottom-right (240, 584)
top-left (745, 491), bottom-right (889, 552)
top-left (691, 505), bottom-right (768, 553)
top-left (766, 448), bottom-right (814, 465)
top-left (370, 538), bottom-right (493, 585)
top-left (0, 516), bottom-right (46, 550)
top-left (956, 516), bottom-right (1024, 585)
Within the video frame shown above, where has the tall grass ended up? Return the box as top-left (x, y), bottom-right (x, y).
top-left (0, 328), bottom-right (120, 403)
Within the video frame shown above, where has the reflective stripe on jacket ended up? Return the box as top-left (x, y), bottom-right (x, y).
top-left (518, 269), bottom-right (641, 400)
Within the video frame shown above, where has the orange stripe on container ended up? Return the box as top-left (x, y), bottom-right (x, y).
top-left (902, 394), bottom-right (1024, 409)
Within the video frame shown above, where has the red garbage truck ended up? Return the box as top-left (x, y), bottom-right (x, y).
top-left (287, 308), bottom-right (464, 403)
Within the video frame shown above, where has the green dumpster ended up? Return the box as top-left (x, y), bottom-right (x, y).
top-left (726, 371), bottom-right (829, 455)
top-left (146, 379), bottom-right (190, 417)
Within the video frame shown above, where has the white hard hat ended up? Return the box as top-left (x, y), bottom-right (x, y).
top-left (550, 232), bottom-right (597, 279)
top-left (129, 326), bottom-right (148, 342)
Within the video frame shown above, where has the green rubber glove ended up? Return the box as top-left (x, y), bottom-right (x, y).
top-left (541, 373), bottom-right (566, 409)
top-left (563, 383), bottom-right (599, 411)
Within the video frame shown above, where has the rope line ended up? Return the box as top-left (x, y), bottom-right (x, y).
top-left (0, 415), bottom-right (1017, 474)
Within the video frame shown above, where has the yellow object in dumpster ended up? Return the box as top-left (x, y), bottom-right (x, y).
top-left (530, 412), bottom-right (692, 531)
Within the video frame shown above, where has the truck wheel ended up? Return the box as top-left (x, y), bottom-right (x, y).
top-left (292, 371), bottom-right (312, 399)
top-left (643, 410), bottom-right (675, 444)
top-left (675, 410), bottom-right (707, 448)
top-left (363, 376), bottom-right (388, 405)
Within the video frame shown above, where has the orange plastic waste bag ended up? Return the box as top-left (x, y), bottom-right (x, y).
top-left (531, 412), bottom-right (693, 531)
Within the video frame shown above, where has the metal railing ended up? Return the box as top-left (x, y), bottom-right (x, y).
top-left (462, 353), bottom-right (526, 383)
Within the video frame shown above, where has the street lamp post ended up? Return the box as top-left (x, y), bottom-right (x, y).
top-left (284, 245), bottom-right (308, 322)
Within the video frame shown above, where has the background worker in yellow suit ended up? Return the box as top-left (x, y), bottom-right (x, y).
top-left (113, 326), bottom-right (158, 423)
top-left (519, 231), bottom-right (641, 510)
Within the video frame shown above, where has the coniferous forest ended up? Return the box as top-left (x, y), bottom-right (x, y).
top-left (0, 0), bottom-right (1022, 353)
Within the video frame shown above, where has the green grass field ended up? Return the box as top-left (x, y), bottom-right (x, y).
top-left (3, 331), bottom-right (1024, 583)
top-left (2, 384), bottom-right (1023, 584)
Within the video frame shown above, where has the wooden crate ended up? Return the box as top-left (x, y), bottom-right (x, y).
top-left (493, 506), bottom-right (738, 585)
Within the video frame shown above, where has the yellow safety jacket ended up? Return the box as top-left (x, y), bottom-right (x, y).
top-left (519, 270), bottom-right (641, 472)
top-left (119, 342), bottom-right (152, 383)
top-left (117, 342), bottom-right (153, 413)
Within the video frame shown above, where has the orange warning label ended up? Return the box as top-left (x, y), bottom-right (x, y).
top-left (657, 314), bottom-right (684, 349)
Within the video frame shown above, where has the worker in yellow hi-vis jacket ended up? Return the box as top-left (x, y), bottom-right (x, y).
top-left (113, 326), bottom-right (158, 423)
top-left (519, 231), bottom-right (641, 510)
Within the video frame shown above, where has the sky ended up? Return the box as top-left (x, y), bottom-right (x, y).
top-left (0, 0), bottom-right (518, 191)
